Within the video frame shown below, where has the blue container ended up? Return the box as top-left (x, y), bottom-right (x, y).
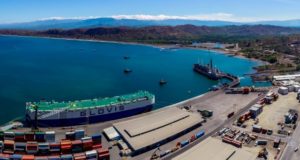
top-left (91, 134), bottom-right (101, 143)
top-left (48, 156), bottom-right (60, 160)
top-left (195, 130), bottom-right (205, 139)
top-left (74, 130), bottom-right (85, 140)
top-left (35, 132), bottom-right (45, 142)
top-left (9, 154), bottom-right (22, 160)
top-left (180, 140), bottom-right (189, 148)
top-left (60, 155), bottom-right (73, 160)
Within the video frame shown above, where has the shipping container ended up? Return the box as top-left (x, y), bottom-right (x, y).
top-left (98, 153), bottom-right (109, 160)
top-left (45, 132), bottom-right (55, 143)
top-left (60, 155), bottom-right (73, 160)
top-left (14, 142), bottom-right (26, 153)
top-left (0, 153), bottom-right (10, 160)
top-left (49, 143), bottom-right (60, 153)
top-left (91, 135), bottom-right (101, 145)
top-left (256, 140), bottom-right (267, 145)
top-left (22, 155), bottom-right (35, 160)
top-left (74, 130), bottom-right (84, 140)
top-left (10, 154), bottom-right (22, 160)
top-left (96, 149), bottom-right (109, 157)
top-left (4, 132), bottom-right (15, 141)
top-left (71, 140), bottom-right (82, 153)
top-left (195, 130), bottom-right (205, 139)
top-left (47, 156), bottom-right (60, 160)
top-left (38, 143), bottom-right (50, 155)
top-left (252, 125), bottom-right (262, 133)
top-left (14, 132), bottom-right (25, 142)
top-left (34, 156), bottom-right (48, 160)
top-left (85, 150), bottom-right (97, 160)
top-left (25, 133), bottom-right (35, 142)
top-left (278, 87), bottom-right (289, 95)
top-left (26, 141), bottom-right (38, 154)
top-left (73, 153), bottom-right (85, 160)
top-left (65, 132), bottom-right (75, 141)
top-left (3, 140), bottom-right (15, 154)
top-left (61, 140), bottom-right (72, 154)
top-left (82, 139), bottom-right (93, 151)
top-left (180, 140), bottom-right (189, 148)
top-left (35, 132), bottom-right (45, 142)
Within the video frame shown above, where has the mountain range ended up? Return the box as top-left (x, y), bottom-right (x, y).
top-left (1, 18), bottom-right (300, 30)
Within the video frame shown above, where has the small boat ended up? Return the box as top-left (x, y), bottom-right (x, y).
top-left (159, 79), bottom-right (167, 85)
top-left (124, 68), bottom-right (132, 73)
top-left (123, 56), bottom-right (130, 60)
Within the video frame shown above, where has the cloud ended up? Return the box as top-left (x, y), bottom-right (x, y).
top-left (111, 14), bottom-right (275, 22)
top-left (34, 13), bottom-right (297, 23)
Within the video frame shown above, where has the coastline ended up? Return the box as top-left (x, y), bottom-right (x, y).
top-left (0, 34), bottom-right (265, 65)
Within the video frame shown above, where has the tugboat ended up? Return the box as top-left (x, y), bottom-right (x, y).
top-left (159, 79), bottom-right (167, 85)
top-left (124, 68), bottom-right (132, 74)
top-left (193, 59), bottom-right (221, 80)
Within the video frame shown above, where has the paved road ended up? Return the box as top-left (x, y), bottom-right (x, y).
top-left (280, 123), bottom-right (300, 160)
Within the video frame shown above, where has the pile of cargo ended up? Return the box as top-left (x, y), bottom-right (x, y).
top-left (222, 137), bottom-right (242, 148)
top-left (0, 130), bottom-right (110, 160)
top-left (284, 109), bottom-right (298, 124)
top-left (237, 112), bottom-right (251, 125)
top-left (0, 148), bottom-right (109, 160)
top-left (252, 125), bottom-right (273, 135)
top-left (218, 128), bottom-right (260, 148)
top-left (176, 130), bottom-right (205, 148)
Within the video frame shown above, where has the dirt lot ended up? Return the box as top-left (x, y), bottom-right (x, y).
top-left (243, 92), bottom-right (300, 134)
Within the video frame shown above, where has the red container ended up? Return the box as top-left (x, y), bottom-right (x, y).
top-left (61, 140), bottom-right (72, 154)
top-left (98, 153), bottom-right (110, 160)
top-left (96, 148), bottom-right (109, 155)
top-left (25, 133), bottom-right (35, 142)
top-left (92, 144), bottom-right (102, 149)
top-left (82, 140), bottom-right (93, 151)
top-left (74, 153), bottom-right (86, 160)
top-left (22, 155), bottom-right (35, 160)
top-left (3, 140), bottom-right (15, 154)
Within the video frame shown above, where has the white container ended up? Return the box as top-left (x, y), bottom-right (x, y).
top-left (278, 87), bottom-right (289, 95)
top-left (294, 85), bottom-right (300, 92)
top-left (45, 131), bottom-right (55, 142)
top-left (287, 85), bottom-right (295, 92)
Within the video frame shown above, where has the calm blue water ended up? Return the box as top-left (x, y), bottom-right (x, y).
top-left (0, 35), bottom-right (268, 124)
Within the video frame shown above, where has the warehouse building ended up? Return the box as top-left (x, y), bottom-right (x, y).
top-left (173, 137), bottom-right (257, 160)
top-left (113, 107), bottom-right (203, 155)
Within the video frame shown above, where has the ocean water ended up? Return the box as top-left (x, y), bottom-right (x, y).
top-left (0, 35), bottom-right (268, 124)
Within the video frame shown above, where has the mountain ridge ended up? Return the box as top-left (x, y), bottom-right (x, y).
top-left (1, 18), bottom-right (300, 30)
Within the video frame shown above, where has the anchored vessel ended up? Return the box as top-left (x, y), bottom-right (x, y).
top-left (26, 91), bottom-right (155, 127)
top-left (193, 59), bottom-right (221, 80)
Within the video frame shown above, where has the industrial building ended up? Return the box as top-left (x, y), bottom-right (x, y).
top-left (113, 107), bottom-right (203, 155)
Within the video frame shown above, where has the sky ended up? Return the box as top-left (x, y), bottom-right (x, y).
top-left (0, 0), bottom-right (300, 24)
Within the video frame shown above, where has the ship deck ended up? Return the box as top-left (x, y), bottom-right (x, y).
top-left (26, 91), bottom-right (154, 111)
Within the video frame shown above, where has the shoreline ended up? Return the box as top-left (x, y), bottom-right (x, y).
top-left (0, 34), bottom-right (265, 65)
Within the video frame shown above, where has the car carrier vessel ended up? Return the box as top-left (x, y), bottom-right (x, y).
top-left (25, 91), bottom-right (155, 127)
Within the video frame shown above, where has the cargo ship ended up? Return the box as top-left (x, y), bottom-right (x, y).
top-left (193, 59), bottom-right (221, 80)
top-left (25, 91), bottom-right (155, 127)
